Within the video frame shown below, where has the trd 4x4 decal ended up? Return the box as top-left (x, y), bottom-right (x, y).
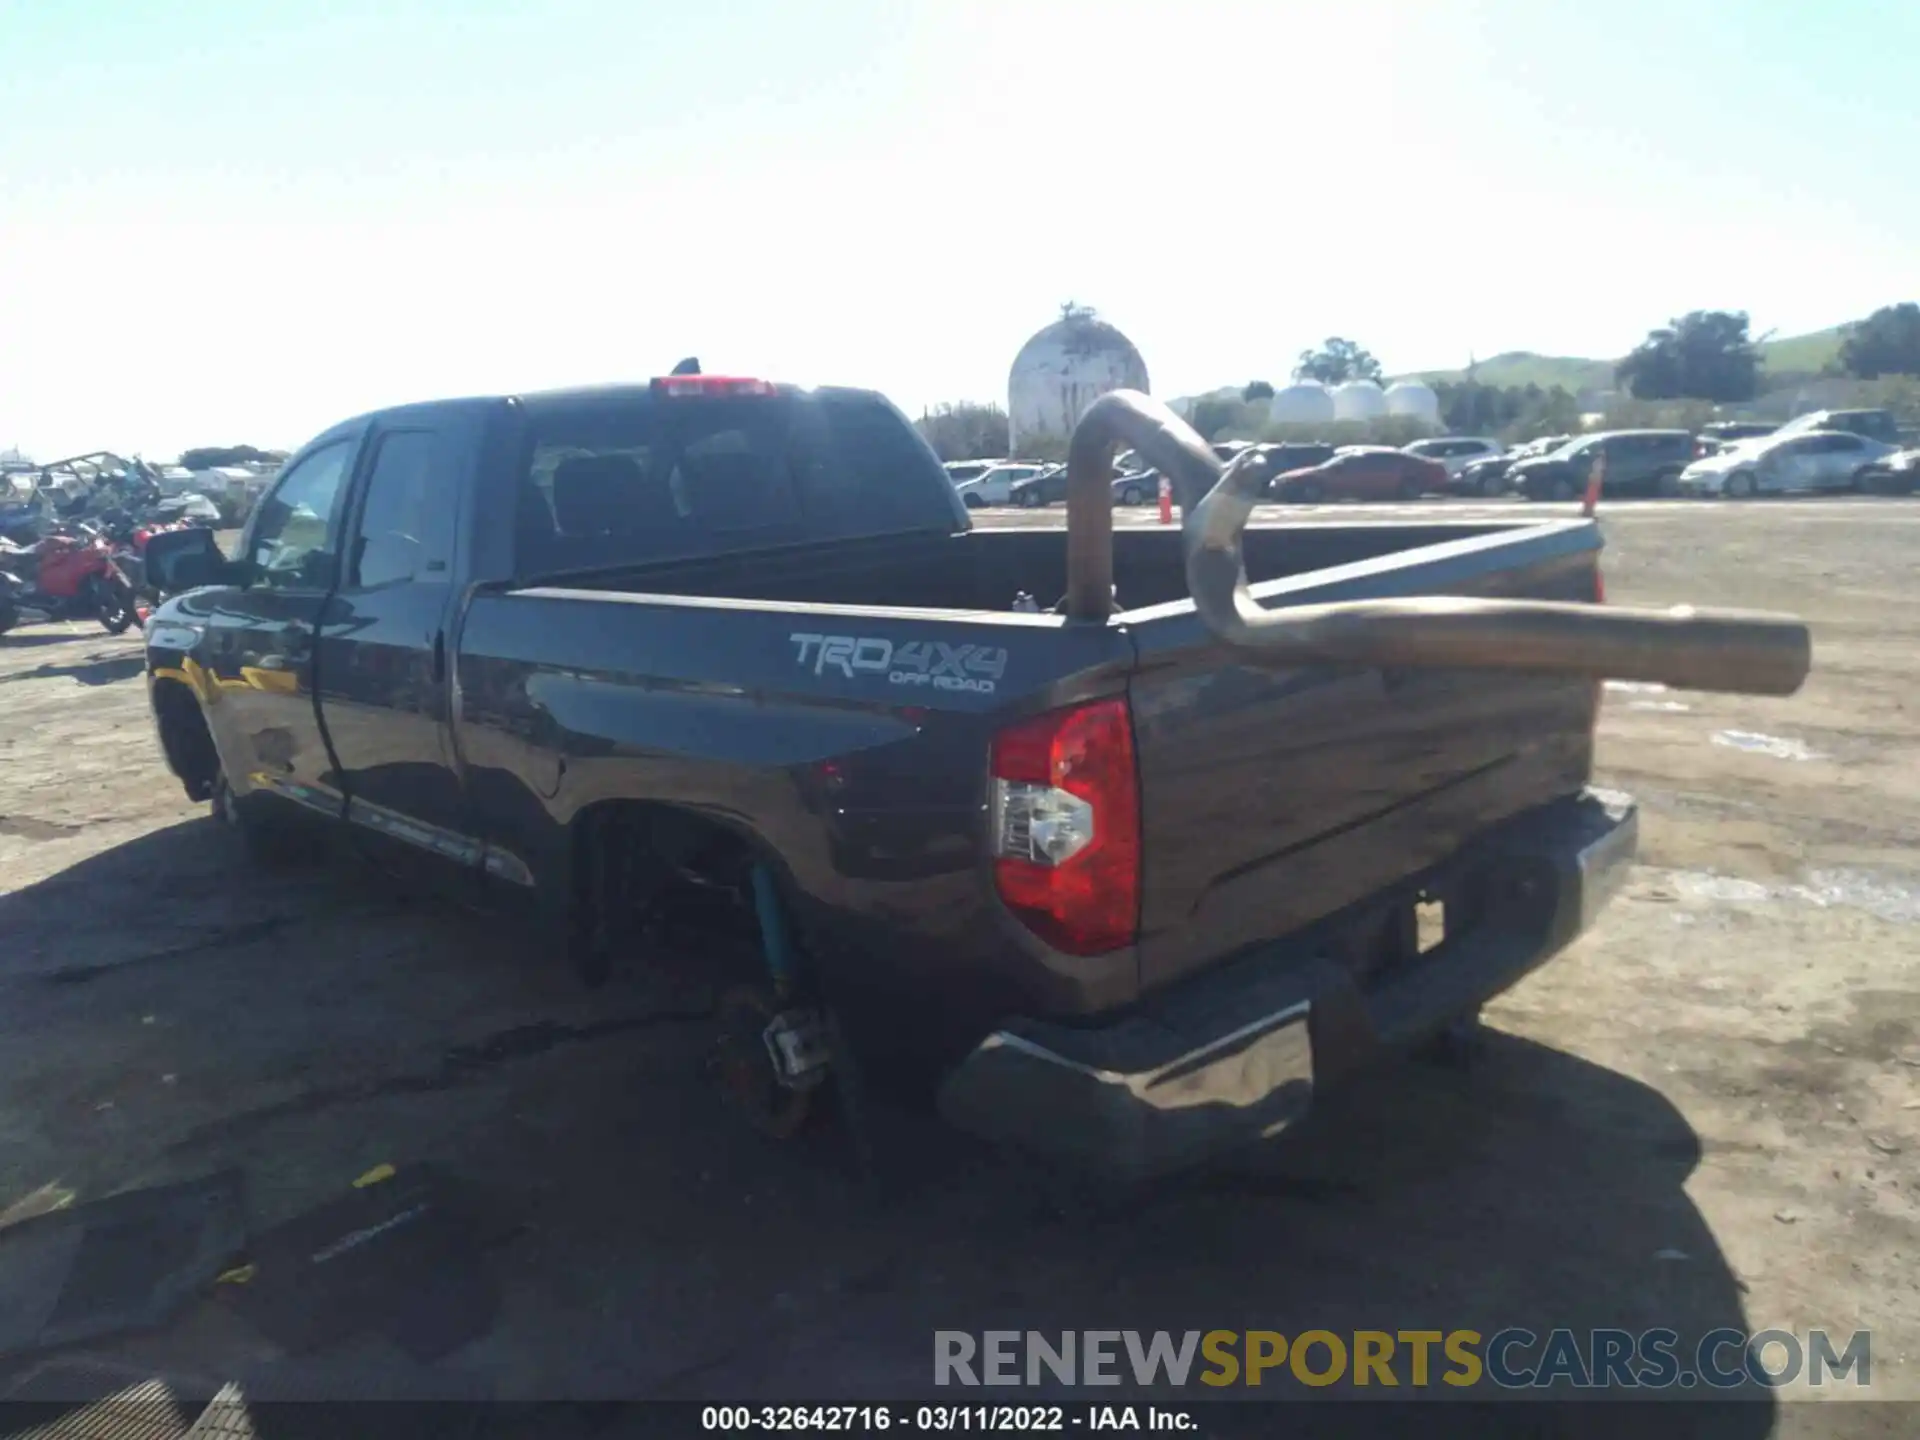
top-left (789, 633), bottom-right (1008, 695)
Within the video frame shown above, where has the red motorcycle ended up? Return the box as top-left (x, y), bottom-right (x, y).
top-left (0, 525), bottom-right (142, 636)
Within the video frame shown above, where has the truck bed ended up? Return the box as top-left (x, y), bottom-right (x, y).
top-left (458, 517), bottom-right (1601, 1048)
top-left (521, 518), bottom-right (1569, 617)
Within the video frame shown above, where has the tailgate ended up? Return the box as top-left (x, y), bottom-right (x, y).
top-left (1127, 525), bottom-right (1602, 994)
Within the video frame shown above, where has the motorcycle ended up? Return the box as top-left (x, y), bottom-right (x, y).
top-left (0, 525), bottom-right (143, 636)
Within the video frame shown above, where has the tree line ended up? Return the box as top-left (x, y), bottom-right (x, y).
top-left (176, 444), bottom-right (289, 470)
top-left (1616, 303), bottom-right (1920, 400)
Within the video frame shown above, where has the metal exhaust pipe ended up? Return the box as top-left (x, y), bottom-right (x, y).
top-left (1062, 391), bottom-right (1811, 697)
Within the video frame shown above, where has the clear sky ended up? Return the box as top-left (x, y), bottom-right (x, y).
top-left (3, 0), bottom-right (1915, 461)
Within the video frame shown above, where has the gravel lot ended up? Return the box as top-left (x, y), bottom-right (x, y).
top-left (0, 499), bottom-right (1914, 1434)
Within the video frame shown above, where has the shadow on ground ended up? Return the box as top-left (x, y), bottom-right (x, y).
top-left (0, 818), bottom-right (351, 983)
top-left (0, 631), bottom-right (122, 651)
top-left (0, 821), bottom-right (1777, 1438)
top-left (0, 653), bottom-right (146, 686)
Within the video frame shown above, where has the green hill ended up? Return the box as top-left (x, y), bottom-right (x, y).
top-left (1397, 353), bottom-right (1614, 393)
top-left (1754, 325), bottom-right (1845, 376)
top-left (1394, 326), bottom-right (1847, 393)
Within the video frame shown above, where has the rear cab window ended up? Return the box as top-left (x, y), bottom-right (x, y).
top-left (512, 386), bottom-right (961, 578)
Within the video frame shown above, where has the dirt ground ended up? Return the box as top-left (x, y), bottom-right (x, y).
top-left (0, 499), bottom-right (1915, 1434)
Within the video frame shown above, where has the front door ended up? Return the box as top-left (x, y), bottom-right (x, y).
top-left (197, 435), bottom-right (361, 824)
top-left (315, 423), bottom-right (476, 890)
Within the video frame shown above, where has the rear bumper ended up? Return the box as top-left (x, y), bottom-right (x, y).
top-left (937, 787), bottom-right (1637, 1184)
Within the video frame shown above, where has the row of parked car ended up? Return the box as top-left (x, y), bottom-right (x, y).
top-left (1434, 408), bottom-right (1915, 502)
top-left (942, 405), bottom-right (1917, 510)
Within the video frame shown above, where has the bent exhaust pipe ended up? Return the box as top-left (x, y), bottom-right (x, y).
top-left (1063, 391), bottom-right (1811, 697)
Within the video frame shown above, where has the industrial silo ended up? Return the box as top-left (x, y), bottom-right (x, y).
top-left (1008, 305), bottom-right (1150, 456)
top-left (1385, 380), bottom-right (1441, 424)
top-left (1267, 381), bottom-right (1336, 426)
top-left (1331, 379), bottom-right (1388, 423)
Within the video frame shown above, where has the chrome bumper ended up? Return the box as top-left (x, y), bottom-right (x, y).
top-left (938, 788), bottom-right (1638, 1184)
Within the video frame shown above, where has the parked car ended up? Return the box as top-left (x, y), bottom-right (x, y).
top-left (1270, 447), bottom-right (1449, 503)
top-left (1861, 447), bottom-right (1920, 494)
top-left (954, 463), bottom-right (1048, 508)
top-left (1253, 442), bottom-right (1338, 496)
top-left (1675, 430), bottom-right (1899, 498)
top-left (943, 459), bottom-right (1005, 487)
top-left (1510, 431), bottom-right (1695, 501)
top-left (1452, 435), bottom-right (1569, 498)
top-left (1008, 465), bottom-right (1070, 508)
top-left (1403, 436), bottom-right (1506, 482)
top-left (1699, 421), bottom-right (1778, 445)
top-left (1773, 409), bottom-right (1900, 447)
top-left (0, 474), bottom-right (48, 544)
top-left (1115, 444), bottom-right (1320, 507)
top-left (1113, 470), bottom-right (1159, 506)
top-left (1866, 449), bottom-right (1920, 499)
top-left (138, 373), bottom-right (1808, 1184)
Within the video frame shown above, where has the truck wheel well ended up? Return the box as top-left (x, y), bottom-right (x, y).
top-left (153, 680), bottom-right (219, 802)
top-left (568, 801), bottom-right (773, 987)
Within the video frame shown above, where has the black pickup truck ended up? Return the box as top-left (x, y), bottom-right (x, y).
top-left (142, 377), bottom-right (1811, 1182)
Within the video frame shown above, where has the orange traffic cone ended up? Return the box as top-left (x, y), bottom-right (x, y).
top-left (1582, 450), bottom-right (1606, 516)
top-left (1158, 475), bottom-right (1174, 525)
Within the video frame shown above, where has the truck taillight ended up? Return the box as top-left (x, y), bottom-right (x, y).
top-left (989, 697), bottom-right (1140, 956)
top-left (650, 375), bottom-right (777, 398)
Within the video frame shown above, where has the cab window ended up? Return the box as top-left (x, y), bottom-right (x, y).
top-left (247, 440), bottom-right (356, 589)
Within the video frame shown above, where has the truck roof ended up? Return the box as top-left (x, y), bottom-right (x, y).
top-left (512, 381), bottom-right (890, 414)
top-left (308, 380), bottom-right (904, 452)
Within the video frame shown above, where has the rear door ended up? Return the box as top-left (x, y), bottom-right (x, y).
top-left (195, 435), bottom-right (361, 821)
top-left (314, 421), bottom-right (474, 885)
top-left (1812, 433), bottom-right (1868, 489)
top-left (1604, 435), bottom-right (1646, 490)
top-left (1651, 433), bottom-right (1693, 486)
top-left (999, 466), bottom-right (1041, 500)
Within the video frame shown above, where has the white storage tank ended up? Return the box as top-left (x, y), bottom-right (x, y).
top-left (1268, 381), bottom-right (1336, 426)
top-left (1331, 379), bottom-right (1388, 422)
top-left (1385, 380), bottom-right (1441, 424)
top-left (1007, 305), bottom-right (1150, 455)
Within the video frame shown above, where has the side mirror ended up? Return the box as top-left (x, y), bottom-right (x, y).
top-left (147, 526), bottom-right (240, 595)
